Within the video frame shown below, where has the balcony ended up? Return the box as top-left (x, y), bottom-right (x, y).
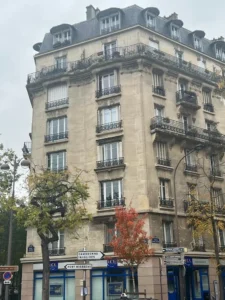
top-left (203, 103), bottom-right (214, 113)
top-left (176, 90), bottom-right (200, 109)
top-left (22, 142), bottom-right (31, 156)
top-left (150, 116), bottom-right (225, 147)
top-left (97, 198), bottom-right (125, 209)
top-left (46, 98), bottom-right (69, 110)
top-left (45, 132), bottom-right (68, 143)
top-left (160, 198), bottom-right (174, 208)
top-left (220, 246), bottom-right (225, 252)
top-left (96, 120), bottom-right (122, 134)
top-left (103, 244), bottom-right (114, 253)
top-left (215, 205), bottom-right (225, 214)
top-left (157, 157), bottom-right (171, 167)
top-left (210, 168), bottom-right (222, 178)
top-left (192, 244), bottom-right (206, 252)
top-left (49, 247), bottom-right (65, 256)
top-left (96, 158), bottom-right (125, 170)
top-left (183, 200), bottom-right (209, 213)
top-left (48, 166), bottom-right (68, 173)
top-left (95, 85), bottom-right (121, 98)
top-left (27, 43), bottom-right (221, 86)
top-left (152, 85), bottom-right (165, 96)
top-left (184, 164), bottom-right (198, 173)
top-left (163, 241), bottom-right (177, 248)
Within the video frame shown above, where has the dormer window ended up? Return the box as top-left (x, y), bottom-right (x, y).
top-left (194, 36), bottom-right (202, 51)
top-left (53, 30), bottom-right (71, 45)
top-left (100, 14), bottom-right (120, 35)
top-left (146, 13), bottom-right (156, 29)
top-left (171, 25), bottom-right (180, 41)
top-left (215, 46), bottom-right (225, 62)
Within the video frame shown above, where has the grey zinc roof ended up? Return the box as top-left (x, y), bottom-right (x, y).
top-left (38, 4), bottom-right (218, 60)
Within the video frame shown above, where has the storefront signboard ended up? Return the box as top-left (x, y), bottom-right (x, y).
top-left (108, 282), bottom-right (123, 295)
top-left (50, 262), bottom-right (58, 271)
top-left (107, 259), bottom-right (118, 268)
top-left (192, 258), bottom-right (209, 266)
top-left (163, 255), bottom-right (184, 265)
top-left (65, 264), bottom-right (92, 270)
top-left (185, 257), bottom-right (193, 267)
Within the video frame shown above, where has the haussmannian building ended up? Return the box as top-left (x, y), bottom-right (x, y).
top-left (22, 4), bottom-right (225, 300)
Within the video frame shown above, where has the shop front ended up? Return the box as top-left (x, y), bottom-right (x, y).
top-left (167, 267), bottom-right (180, 300)
top-left (185, 257), bottom-right (210, 300)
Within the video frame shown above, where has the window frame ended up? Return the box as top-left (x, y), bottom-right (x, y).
top-left (101, 179), bottom-right (123, 202)
top-left (215, 45), bottom-right (225, 62)
top-left (55, 56), bottom-right (67, 69)
top-left (98, 105), bottom-right (120, 125)
top-left (202, 89), bottom-right (212, 104)
top-left (47, 151), bottom-right (67, 171)
top-left (156, 141), bottom-right (168, 159)
top-left (47, 116), bottom-right (67, 135)
top-left (152, 71), bottom-right (164, 88)
top-left (53, 29), bottom-right (71, 45)
top-left (187, 183), bottom-right (198, 201)
top-left (212, 188), bottom-right (223, 207)
top-left (100, 13), bottom-right (120, 34)
top-left (171, 24), bottom-right (180, 40)
top-left (159, 178), bottom-right (170, 200)
top-left (193, 35), bottom-right (203, 51)
top-left (185, 149), bottom-right (195, 166)
top-left (49, 230), bottom-right (64, 250)
top-left (163, 221), bottom-right (174, 243)
top-left (99, 140), bottom-right (122, 161)
top-left (146, 12), bottom-right (156, 29)
top-left (98, 70), bottom-right (117, 91)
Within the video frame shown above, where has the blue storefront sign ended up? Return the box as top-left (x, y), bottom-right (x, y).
top-left (107, 259), bottom-right (118, 268)
top-left (50, 262), bottom-right (58, 271)
top-left (185, 257), bottom-right (193, 267)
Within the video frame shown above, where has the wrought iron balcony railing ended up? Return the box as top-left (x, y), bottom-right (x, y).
top-left (103, 244), bottom-right (114, 253)
top-left (46, 98), bottom-right (69, 110)
top-left (163, 241), bottom-right (177, 248)
top-left (97, 198), bottom-right (125, 209)
top-left (152, 85), bottom-right (165, 96)
top-left (22, 142), bottom-right (31, 155)
top-left (203, 103), bottom-right (214, 112)
top-left (96, 120), bottom-right (122, 133)
top-left (100, 24), bottom-right (120, 35)
top-left (45, 131), bottom-right (68, 143)
top-left (184, 164), bottom-right (198, 173)
top-left (184, 200), bottom-right (209, 213)
top-left (160, 198), bottom-right (174, 208)
top-left (210, 168), bottom-right (222, 177)
top-left (27, 43), bottom-right (221, 85)
top-left (192, 244), bottom-right (206, 252)
top-left (150, 116), bottom-right (225, 146)
top-left (49, 247), bottom-right (65, 256)
top-left (96, 157), bottom-right (124, 169)
top-left (95, 85), bottom-right (121, 98)
top-left (176, 90), bottom-right (198, 106)
top-left (157, 157), bottom-right (171, 167)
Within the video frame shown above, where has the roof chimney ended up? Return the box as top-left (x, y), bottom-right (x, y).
top-left (86, 5), bottom-right (98, 20)
top-left (165, 12), bottom-right (178, 21)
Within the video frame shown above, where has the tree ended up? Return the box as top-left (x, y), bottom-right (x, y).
top-left (109, 206), bottom-right (154, 292)
top-left (12, 169), bottom-right (90, 300)
top-left (185, 154), bottom-right (225, 299)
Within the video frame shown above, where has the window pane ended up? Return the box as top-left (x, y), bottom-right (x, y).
top-left (193, 270), bottom-right (201, 298)
top-left (105, 182), bottom-right (112, 200)
top-left (111, 143), bottom-right (118, 159)
top-left (113, 181), bottom-right (119, 199)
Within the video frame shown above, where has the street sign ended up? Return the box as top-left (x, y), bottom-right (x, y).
top-left (163, 255), bottom-right (184, 266)
top-left (77, 251), bottom-right (104, 260)
top-left (0, 266), bottom-right (19, 272)
top-left (152, 237), bottom-right (160, 243)
top-left (65, 264), bottom-right (92, 270)
top-left (162, 247), bottom-right (187, 253)
top-left (3, 280), bottom-right (11, 285)
top-left (3, 272), bottom-right (12, 281)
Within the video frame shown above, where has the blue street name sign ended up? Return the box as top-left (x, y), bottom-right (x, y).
top-left (152, 237), bottom-right (160, 243)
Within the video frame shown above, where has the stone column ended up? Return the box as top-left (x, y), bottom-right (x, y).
top-left (21, 263), bottom-right (34, 300)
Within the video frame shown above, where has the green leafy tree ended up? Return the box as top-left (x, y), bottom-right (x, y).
top-left (14, 169), bottom-right (90, 300)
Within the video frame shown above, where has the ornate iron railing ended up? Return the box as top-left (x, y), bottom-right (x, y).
top-left (160, 198), bottom-right (174, 208)
top-left (45, 132), bottom-right (68, 143)
top-left (96, 157), bottom-right (124, 169)
top-left (152, 85), bottom-right (165, 96)
top-left (150, 116), bottom-right (225, 146)
top-left (176, 90), bottom-right (198, 106)
top-left (46, 98), bottom-right (69, 110)
top-left (103, 244), bottom-right (114, 252)
top-left (27, 43), bottom-right (221, 84)
top-left (210, 168), bottom-right (222, 177)
top-left (185, 164), bottom-right (198, 172)
top-left (22, 142), bottom-right (31, 155)
top-left (157, 157), bottom-right (171, 166)
top-left (96, 120), bottom-right (122, 133)
top-left (95, 85), bottom-right (121, 98)
top-left (97, 198), bottom-right (125, 209)
top-left (203, 103), bottom-right (214, 112)
top-left (49, 247), bottom-right (65, 256)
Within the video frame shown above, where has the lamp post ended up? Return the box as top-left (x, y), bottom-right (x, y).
top-left (0, 156), bottom-right (29, 300)
top-left (173, 144), bottom-right (203, 300)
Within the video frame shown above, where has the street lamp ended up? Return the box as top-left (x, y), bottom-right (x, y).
top-left (0, 156), bottom-right (29, 300)
top-left (173, 143), bottom-right (204, 300)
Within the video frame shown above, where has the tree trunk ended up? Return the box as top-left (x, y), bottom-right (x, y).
top-left (41, 238), bottom-right (50, 300)
top-left (131, 268), bottom-right (136, 293)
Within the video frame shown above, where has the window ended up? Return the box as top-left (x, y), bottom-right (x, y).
top-left (171, 25), bottom-right (180, 40)
top-left (156, 142), bottom-right (170, 166)
top-left (100, 14), bottom-right (120, 34)
top-left (146, 13), bottom-right (156, 29)
top-left (218, 228), bottom-right (225, 246)
top-left (152, 72), bottom-right (165, 96)
top-left (149, 40), bottom-right (159, 50)
top-left (187, 184), bottom-right (198, 201)
top-left (203, 89), bottom-right (214, 112)
top-left (53, 30), bottom-right (71, 45)
top-left (205, 120), bottom-right (216, 131)
top-left (210, 154), bottom-right (221, 177)
top-left (46, 117), bottom-right (68, 142)
top-left (178, 79), bottom-right (188, 92)
top-left (104, 41), bottom-right (117, 58)
top-left (99, 106), bottom-right (119, 125)
top-left (47, 84), bottom-right (68, 109)
top-left (175, 50), bottom-right (183, 62)
top-left (100, 180), bottom-right (123, 205)
top-left (159, 179), bottom-right (170, 200)
top-left (98, 71), bottom-right (119, 97)
top-left (198, 56), bottom-right (206, 70)
top-left (194, 36), bottom-right (202, 51)
top-left (48, 230), bottom-right (65, 255)
top-left (215, 46), bottom-right (225, 62)
top-left (47, 151), bottom-right (66, 171)
top-left (55, 56), bottom-right (67, 69)
top-left (99, 141), bottom-right (121, 160)
top-left (104, 223), bottom-right (116, 252)
top-left (154, 105), bottom-right (164, 117)
top-left (212, 188), bottom-right (223, 207)
top-left (163, 221), bottom-right (174, 244)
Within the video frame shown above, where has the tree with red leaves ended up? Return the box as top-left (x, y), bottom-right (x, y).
top-left (109, 206), bottom-right (154, 292)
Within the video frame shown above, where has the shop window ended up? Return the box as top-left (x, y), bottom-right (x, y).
top-left (193, 270), bottom-right (201, 298)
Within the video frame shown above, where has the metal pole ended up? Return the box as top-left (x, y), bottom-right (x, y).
top-left (4, 156), bottom-right (17, 300)
top-left (83, 247), bottom-right (86, 300)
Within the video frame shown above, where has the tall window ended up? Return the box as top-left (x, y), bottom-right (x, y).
top-left (104, 41), bottom-right (117, 58)
top-left (48, 230), bottom-right (65, 255)
top-left (218, 229), bottom-right (225, 246)
top-left (159, 179), bottom-right (170, 200)
top-left (152, 71), bottom-right (164, 96)
top-left (100, 14), bottom-right (120, 34)
top-left (47, 117), bottom-right (68, 141)
top-left (215, 46), bottom-right (225, 62)
top-left (202, 89), bottom-right (212, 104)
top-left (55, 56), bottom-right (67, 69)
top-left (212, 188), bottom-right (223, 207)
top-left (178, 79), bottom-right (188, 92)
top-left (99, 106), bottom-right (119, 125)
top-left (194, 36), bottom-right (202, 51)
top-left (182, 115), bottom-right (190, 131)
top-left (104, 223), bottom-right (116, 252)
top-left (99, 141), bottom-right (122, 162)
top-left (185, 149), bottom-right (196, 169)
top-left (187, 184), bottom-right (198, 201)
top-left (146, 13), bottom-right (156, 28)
top-left (47, 151), bottom-right (66, 171)
top-left (210, 154), bottom-right (220, 176)
top-left (163, 221), bottom-right (174, 244)
top-left (154, 105), bottom-right (164, 117)
top-left (101, 180), bottom-right (122, 204)
top-left (99, 71), bottom-right (117, 92)
top-left (175, 50), bottom-right (183, 63)
top-left (198, 56), bottom-right (206, 70)
top-left (47, 84), bottom-right (68, 109)
top-left (171, 25), bottom-right (180, 40)
top-left (156, 142), bottom-right (169, 166)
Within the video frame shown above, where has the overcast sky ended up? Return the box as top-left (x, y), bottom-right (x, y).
top-left (0, 0), bottom-right (224, 156)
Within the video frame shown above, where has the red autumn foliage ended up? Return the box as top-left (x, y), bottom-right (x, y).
top-left (109, 206), bottom-right (154, 267)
